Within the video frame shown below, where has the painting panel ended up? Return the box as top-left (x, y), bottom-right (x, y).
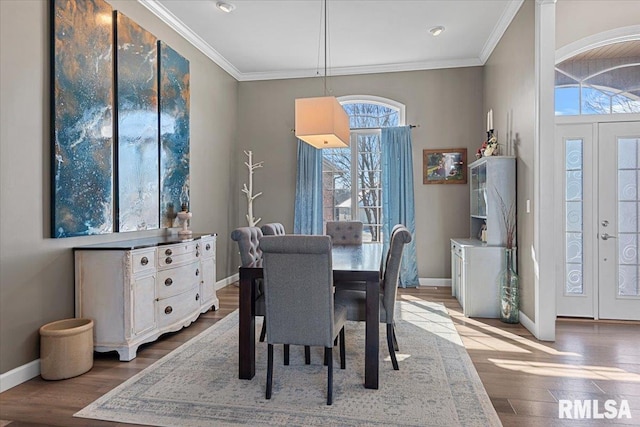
top-left (116, 12), bottom-right (159, 231)
top-left (51, 0), bottom-right (114, 237)
top-left (423, 148), bottom-right (468, 184)
top-left (159, 41), bottom-right (190, 227)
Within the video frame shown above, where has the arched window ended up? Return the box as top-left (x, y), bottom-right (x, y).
top-left (555, 40), bottom-right (640, 115)
top-left (321, 96), bottom-right (405, 242)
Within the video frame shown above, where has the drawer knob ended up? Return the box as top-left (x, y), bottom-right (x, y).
top-left (195, 269), bottom-right (199, 276)
top-left (195, 293), bottom-right (200, 301)
top-left (165, 248), bottom-right (172, 256)
top-left (164, 306), bottom-right (173, 315)
top-left (165, 278), bottom-right (173, 286)
top-left (141, 256), bottom-right (149, 266)
top-left (165, 257), bottom-right (173, 264)
top-left (206, 243), bottom-right (211, 251)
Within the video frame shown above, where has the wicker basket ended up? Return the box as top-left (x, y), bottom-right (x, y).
top-left (39, 318), bottom-right (94, 380)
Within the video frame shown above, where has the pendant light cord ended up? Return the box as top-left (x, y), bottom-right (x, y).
top-left (323, 0), bottom-right (327, 96)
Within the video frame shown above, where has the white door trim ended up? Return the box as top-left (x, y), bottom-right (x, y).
top-left (534, 0), bottom-right (557, 341)
top-left (556, 25), bottom-right (640, 64)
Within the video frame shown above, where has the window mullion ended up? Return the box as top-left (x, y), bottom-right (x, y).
top-left (351, 132), bottom-right (358, 219)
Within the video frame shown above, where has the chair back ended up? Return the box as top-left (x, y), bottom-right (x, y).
top-left (381, 225), bottom-right (412, 323)
top-left (260, 235), bottom-right (335, 347)
top-left (230, 227), bottom-right (263, 267)
top-left (326, 221), bottom-right (363, 245)
top-left (261, 223), bottom-right (286, 236)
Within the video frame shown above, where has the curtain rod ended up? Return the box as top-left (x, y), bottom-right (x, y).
top-left (290, 124), bottom-right (419, 133)
top-left (349, 124), bottom-right (419, 130)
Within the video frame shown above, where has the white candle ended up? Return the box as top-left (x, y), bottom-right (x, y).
top-left (487, 111), bottom-right (490, 132)
top-left (489, 109), bottom-right (493, 131)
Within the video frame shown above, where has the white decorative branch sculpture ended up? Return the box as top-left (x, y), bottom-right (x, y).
top-left (241, 150), bottom-right (263, 227)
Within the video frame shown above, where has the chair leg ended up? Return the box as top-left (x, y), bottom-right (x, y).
top-left (325, 347), bottom-right (333, 405)
top-left (339, 327), bottom-right (346, 369)
top-left (305, 346), bottom-right (311, 365)
top-left (387, 323), bottom-right (399, 370)
top-left (259, 321), bottom-right (267, 342)
top-left (323, 348), bottom-right (329, 366)
top-left (284, 344), bottom-right (290, 365)
top-left (266, 344), bottom-right (273, 399)
top-left (392, 322), bottom-right (399, 351)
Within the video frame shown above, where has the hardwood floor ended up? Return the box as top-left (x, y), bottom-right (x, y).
top-left (1, 285), bottom-right (638, 426)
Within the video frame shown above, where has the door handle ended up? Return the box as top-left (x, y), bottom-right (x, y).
top-left (601, 233), bottom-right (617, 240)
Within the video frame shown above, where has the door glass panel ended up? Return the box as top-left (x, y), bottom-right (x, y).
top-left (565, 138), bottom-right (584, 294)
top-left (617, 137), bottom-right (640, 297)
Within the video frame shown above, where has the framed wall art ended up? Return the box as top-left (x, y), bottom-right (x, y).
top-left (115, 11), bottom-right (159, 232)
top-left (51, 0), bottom-right (114, 237)
top-left (50, 1), bottom-right (191, 237)
top-left (423, 148), bottom-right (467, 184)
top-left (159, 41), bottom-right (190, 228)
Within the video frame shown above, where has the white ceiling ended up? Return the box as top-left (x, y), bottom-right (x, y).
top-left (139, 0), bottom-right (524, 81)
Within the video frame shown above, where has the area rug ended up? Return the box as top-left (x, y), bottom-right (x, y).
top-left (75, 300), bottom-right (501, 426)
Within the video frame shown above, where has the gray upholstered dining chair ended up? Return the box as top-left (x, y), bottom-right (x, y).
top-left (260, 223), bottom-right (286, 236)
top-left (260, 235), bottom-right (347, 405)
top-left (230, 226), bottom-right (267, 342)
top-left (334, 225), bottom-right (412, 370)
top-left (325, 220), bottom-right (363, 245)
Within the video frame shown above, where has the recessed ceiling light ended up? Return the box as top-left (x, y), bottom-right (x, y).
top-left (429, 26), bottom-right (445, 37)
top-left (216, 1), bottom-right (236, 13)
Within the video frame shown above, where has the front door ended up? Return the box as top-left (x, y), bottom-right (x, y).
top-left (556, 119), bottom-right (640, 320)
top-left (597, 122), bottom-right (640, 320)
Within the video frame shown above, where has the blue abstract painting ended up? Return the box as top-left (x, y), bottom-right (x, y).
top-left (52, 0), bottom-right (114, 237)
top-left (115, 12), bottom-right (159, 232)
top-left (159, 41), bottom-right (190, 227)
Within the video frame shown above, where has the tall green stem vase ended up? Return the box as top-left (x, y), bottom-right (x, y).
top-left (500, 248), bottom-right (519, 323)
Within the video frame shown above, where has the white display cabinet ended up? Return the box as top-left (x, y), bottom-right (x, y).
top-left (451, 156), bottom-right (515, 317)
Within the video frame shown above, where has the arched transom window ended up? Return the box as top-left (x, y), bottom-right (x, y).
top-left (555, 40), bottom-right (640, 115)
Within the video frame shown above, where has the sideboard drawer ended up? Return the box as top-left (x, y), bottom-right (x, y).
top-left (199, 236), bottom-right (215, 259)
top-left (156, 260), bottom-right (200, 300)
top-left (156, 286), bottom-right (200, 329)
top-left (132, 249), bottom-right (156, 275)
top-left (157, 242), bottom-right (196, 260)
top-left (157, 241), bottom-right (198, 268)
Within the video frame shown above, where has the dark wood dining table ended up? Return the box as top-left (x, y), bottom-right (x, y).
top-left (238, 243), bottom-right (383, 389)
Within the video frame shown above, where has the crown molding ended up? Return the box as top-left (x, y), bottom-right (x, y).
top-left (138, 0), bottom-right (499, 82)
top-left (479, 0), bottom-right (525, 63)
top-left (137, 0), bottom-right (242, 80)
top-left (236, 58), bottom-right (483, 82)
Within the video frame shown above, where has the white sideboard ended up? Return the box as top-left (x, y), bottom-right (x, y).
top-left (451, 238), bottom-right (505, 318)
top-left (74, 234), bottom-right (217, 361)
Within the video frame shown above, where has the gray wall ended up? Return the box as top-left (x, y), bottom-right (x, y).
top-left (237, 68), bottom-right (484, 279)
top-left (483, 0), bottom-right (535, 319)
top-left (0, 0), bottom-right (239, 374)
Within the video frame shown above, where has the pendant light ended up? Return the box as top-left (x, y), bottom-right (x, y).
top-left (294, 0), bottom-right (349, 149)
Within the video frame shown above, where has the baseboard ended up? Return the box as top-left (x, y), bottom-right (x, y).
top-left (215, 273), bottom-right (238, 290)
top-left (519, 310), bottom-right (535, 335)
top-left (0, 359), bottom-right (40, 393)
top-left (418, 278), bottom-right (451, 287)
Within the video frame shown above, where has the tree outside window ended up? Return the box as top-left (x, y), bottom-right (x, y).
top-left (322, 101), bottom-right (401, 242)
